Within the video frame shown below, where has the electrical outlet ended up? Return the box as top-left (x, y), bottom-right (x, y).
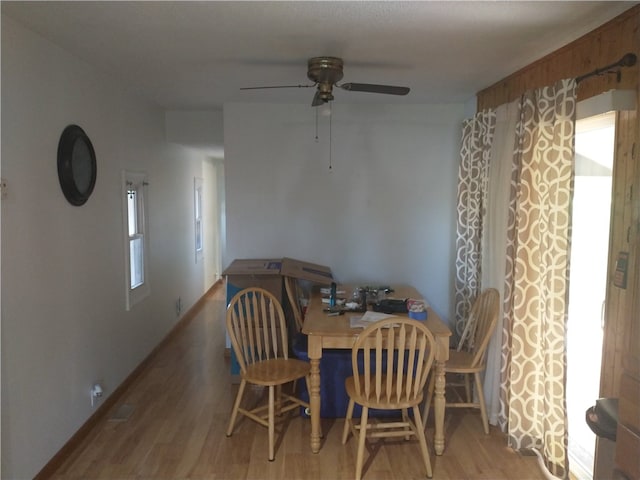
top-left (90, 383), bottom-right (103, 407)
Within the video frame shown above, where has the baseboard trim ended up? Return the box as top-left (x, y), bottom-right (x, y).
top-left (34, 278), bottom-right (224, 479)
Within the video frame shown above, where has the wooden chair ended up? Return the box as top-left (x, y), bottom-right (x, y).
top-left (225, 287), bottom-right (311, 461)
top-left (284, 275), bottom-right (311, 414)
top-left (342, 318), bottom-right (436, 480)
top-left (422, 288), bottom-right (500, 434)
top-left (284, 275), bottom-right (306, 332)
top-left (284, 275), bottom-right (311, 371)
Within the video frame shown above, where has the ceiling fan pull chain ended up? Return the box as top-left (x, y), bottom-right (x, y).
top-left (329, 103), bottom-right (332, 171)
top-left (315, 107), bottom-right (319, 143)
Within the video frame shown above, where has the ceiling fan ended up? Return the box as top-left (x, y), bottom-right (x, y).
top-left (240, 56), bottom-right (410, 106)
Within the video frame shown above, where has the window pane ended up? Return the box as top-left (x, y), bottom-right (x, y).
top-left (194, 179), bottom-right (203, 259)
top-left (130, 237), bottom-right (144, 288)
top-left (195, 219), bottom-right (202, 251)
top-left (127, 189), bottom-right (138, 235)
top-left (195, 188), bottom-right (202, 218)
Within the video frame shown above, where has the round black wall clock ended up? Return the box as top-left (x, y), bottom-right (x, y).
top-left (57, 124), bottom-right (97, 206)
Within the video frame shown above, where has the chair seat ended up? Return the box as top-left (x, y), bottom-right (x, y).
top-left (444, 349), bottom-right (485, 373)
top-left (244, 357), bottom-right (310, 386)
top-left (345, 375), bottom-right (423, 410)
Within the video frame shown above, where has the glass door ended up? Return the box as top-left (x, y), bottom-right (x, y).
top-left (566, 111), bottom-right (615, 479)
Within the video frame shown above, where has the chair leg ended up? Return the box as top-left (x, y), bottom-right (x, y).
top-left (474, 372), bottom-right (489, 434)
top-left (275, 384), bottom-right (282, 416)
top-left (354, 406), bottom-right (369, 480)
top-left (464, 373), bottom-right (472, 403)
top-left (402, 408), bottom-right (411, 440)
top-left (268, 385), bottom-right (275, 461)
top-left (342, 398), bottom-right (355, 444)
top-left (413, 405), bottom-right (433, 478)
top-left (226, 379), bottom-right (246, 437)
top-left (422, 372), bottom-right (435, 429)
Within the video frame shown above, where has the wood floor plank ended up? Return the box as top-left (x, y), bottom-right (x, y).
top-left (49, 284), bottom-right (547, 480)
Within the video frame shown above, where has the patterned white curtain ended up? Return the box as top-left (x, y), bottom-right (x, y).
top-left (500, 78), bottom-right (577, 479)
top-left (454, 110), bottom-right (496, 337)
top-left (481, 99), bottom-right (520, 426)
top-left (455, 79), bottom-right (576, 477)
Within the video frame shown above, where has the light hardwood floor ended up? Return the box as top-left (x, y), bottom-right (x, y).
top-left (50, 284), bottom-right (546, 480)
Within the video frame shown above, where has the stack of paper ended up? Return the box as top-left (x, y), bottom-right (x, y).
top-left (349, 311), bottom-right (397, 328)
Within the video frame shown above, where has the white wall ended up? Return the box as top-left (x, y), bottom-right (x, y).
top-left (165, 110), bottom-right (224, 159)
top-left (224, 102), bottom-right (465, 320)
top-left (165, 109), bottom-right (225, 285)
top-left (1, 16), bottom-right (218, 478)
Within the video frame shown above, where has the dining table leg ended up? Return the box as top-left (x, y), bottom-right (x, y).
top-left (433, 360), bottom-right (446, 455)
top-left (307, 337), bottom-right (322, 453)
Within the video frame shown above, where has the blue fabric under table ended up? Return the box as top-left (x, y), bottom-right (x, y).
top-left (292, 333), bottom-right (405, 418)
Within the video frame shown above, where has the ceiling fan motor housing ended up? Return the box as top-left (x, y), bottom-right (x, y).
top-left (307, 57), bottom-right (344, 84)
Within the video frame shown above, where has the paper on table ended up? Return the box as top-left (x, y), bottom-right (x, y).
top-left (349, 311), bottom-right (398, 328)
top-left (321, 287), bottom-right (346, 295)
top-left (321, 297), bottom-right (346, 305)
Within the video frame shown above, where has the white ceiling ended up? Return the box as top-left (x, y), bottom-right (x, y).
top-left (2, 1), bottom-right (637, 110)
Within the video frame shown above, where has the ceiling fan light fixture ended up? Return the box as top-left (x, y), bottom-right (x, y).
top-left (318, 82), bottom-right (334, 101)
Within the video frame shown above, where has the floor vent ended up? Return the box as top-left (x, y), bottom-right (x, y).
top-left (108, 403), bottom-right (135, 422)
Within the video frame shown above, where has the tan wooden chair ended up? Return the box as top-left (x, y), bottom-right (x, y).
top-left (342, 318), bottom-right (436, 480)
top-left (225, 287), bottom-right (311, 461)
top-left (284, 275), bottom-right (306, 332)
top-left (422, 287), bottom-right (500, 434)
top-left (283, 275), bottom-right (311, 416)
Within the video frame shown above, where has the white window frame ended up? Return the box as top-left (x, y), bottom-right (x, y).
top-left (194, 177), bottom-right (204, 264)
top-left (122, 170), bottom-right (150, 310)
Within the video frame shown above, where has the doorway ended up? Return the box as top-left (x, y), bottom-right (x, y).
top-left (566, 111), bottom-right (615, 479)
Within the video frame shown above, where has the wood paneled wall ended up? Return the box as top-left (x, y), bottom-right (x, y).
top-left (477, 6), bottom-right (639, 111)
top-left (477, 5), bottom-right (640, 399)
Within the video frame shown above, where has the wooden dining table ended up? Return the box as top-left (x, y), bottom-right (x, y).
top-left (301, 284), bottom-right (452, 455)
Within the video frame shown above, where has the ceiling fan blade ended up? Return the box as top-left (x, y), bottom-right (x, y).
top-left (339, 83), bottom-right (410, 96)
top-left (311, 90), bottom-right (324, 107)
top-left (240, 84), bottom-right (315, 90)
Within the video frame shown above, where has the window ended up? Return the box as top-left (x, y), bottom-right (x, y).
top-left (194, 177), bottom-right (203, 263)
top-left (123, 171), bottom-right (149, 310)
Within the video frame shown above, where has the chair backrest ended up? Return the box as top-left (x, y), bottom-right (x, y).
top-left (284, 276), bottom-right (305, 332)
top-left (351, 318), bottom-right (436, 405)
top-left (457, 288), bottom-right (500, 368)
top-left (226, 287), bottom-right (289, 373)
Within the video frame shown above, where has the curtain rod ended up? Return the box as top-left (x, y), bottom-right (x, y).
top-left (576, 53), bottom-right (637, 83)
